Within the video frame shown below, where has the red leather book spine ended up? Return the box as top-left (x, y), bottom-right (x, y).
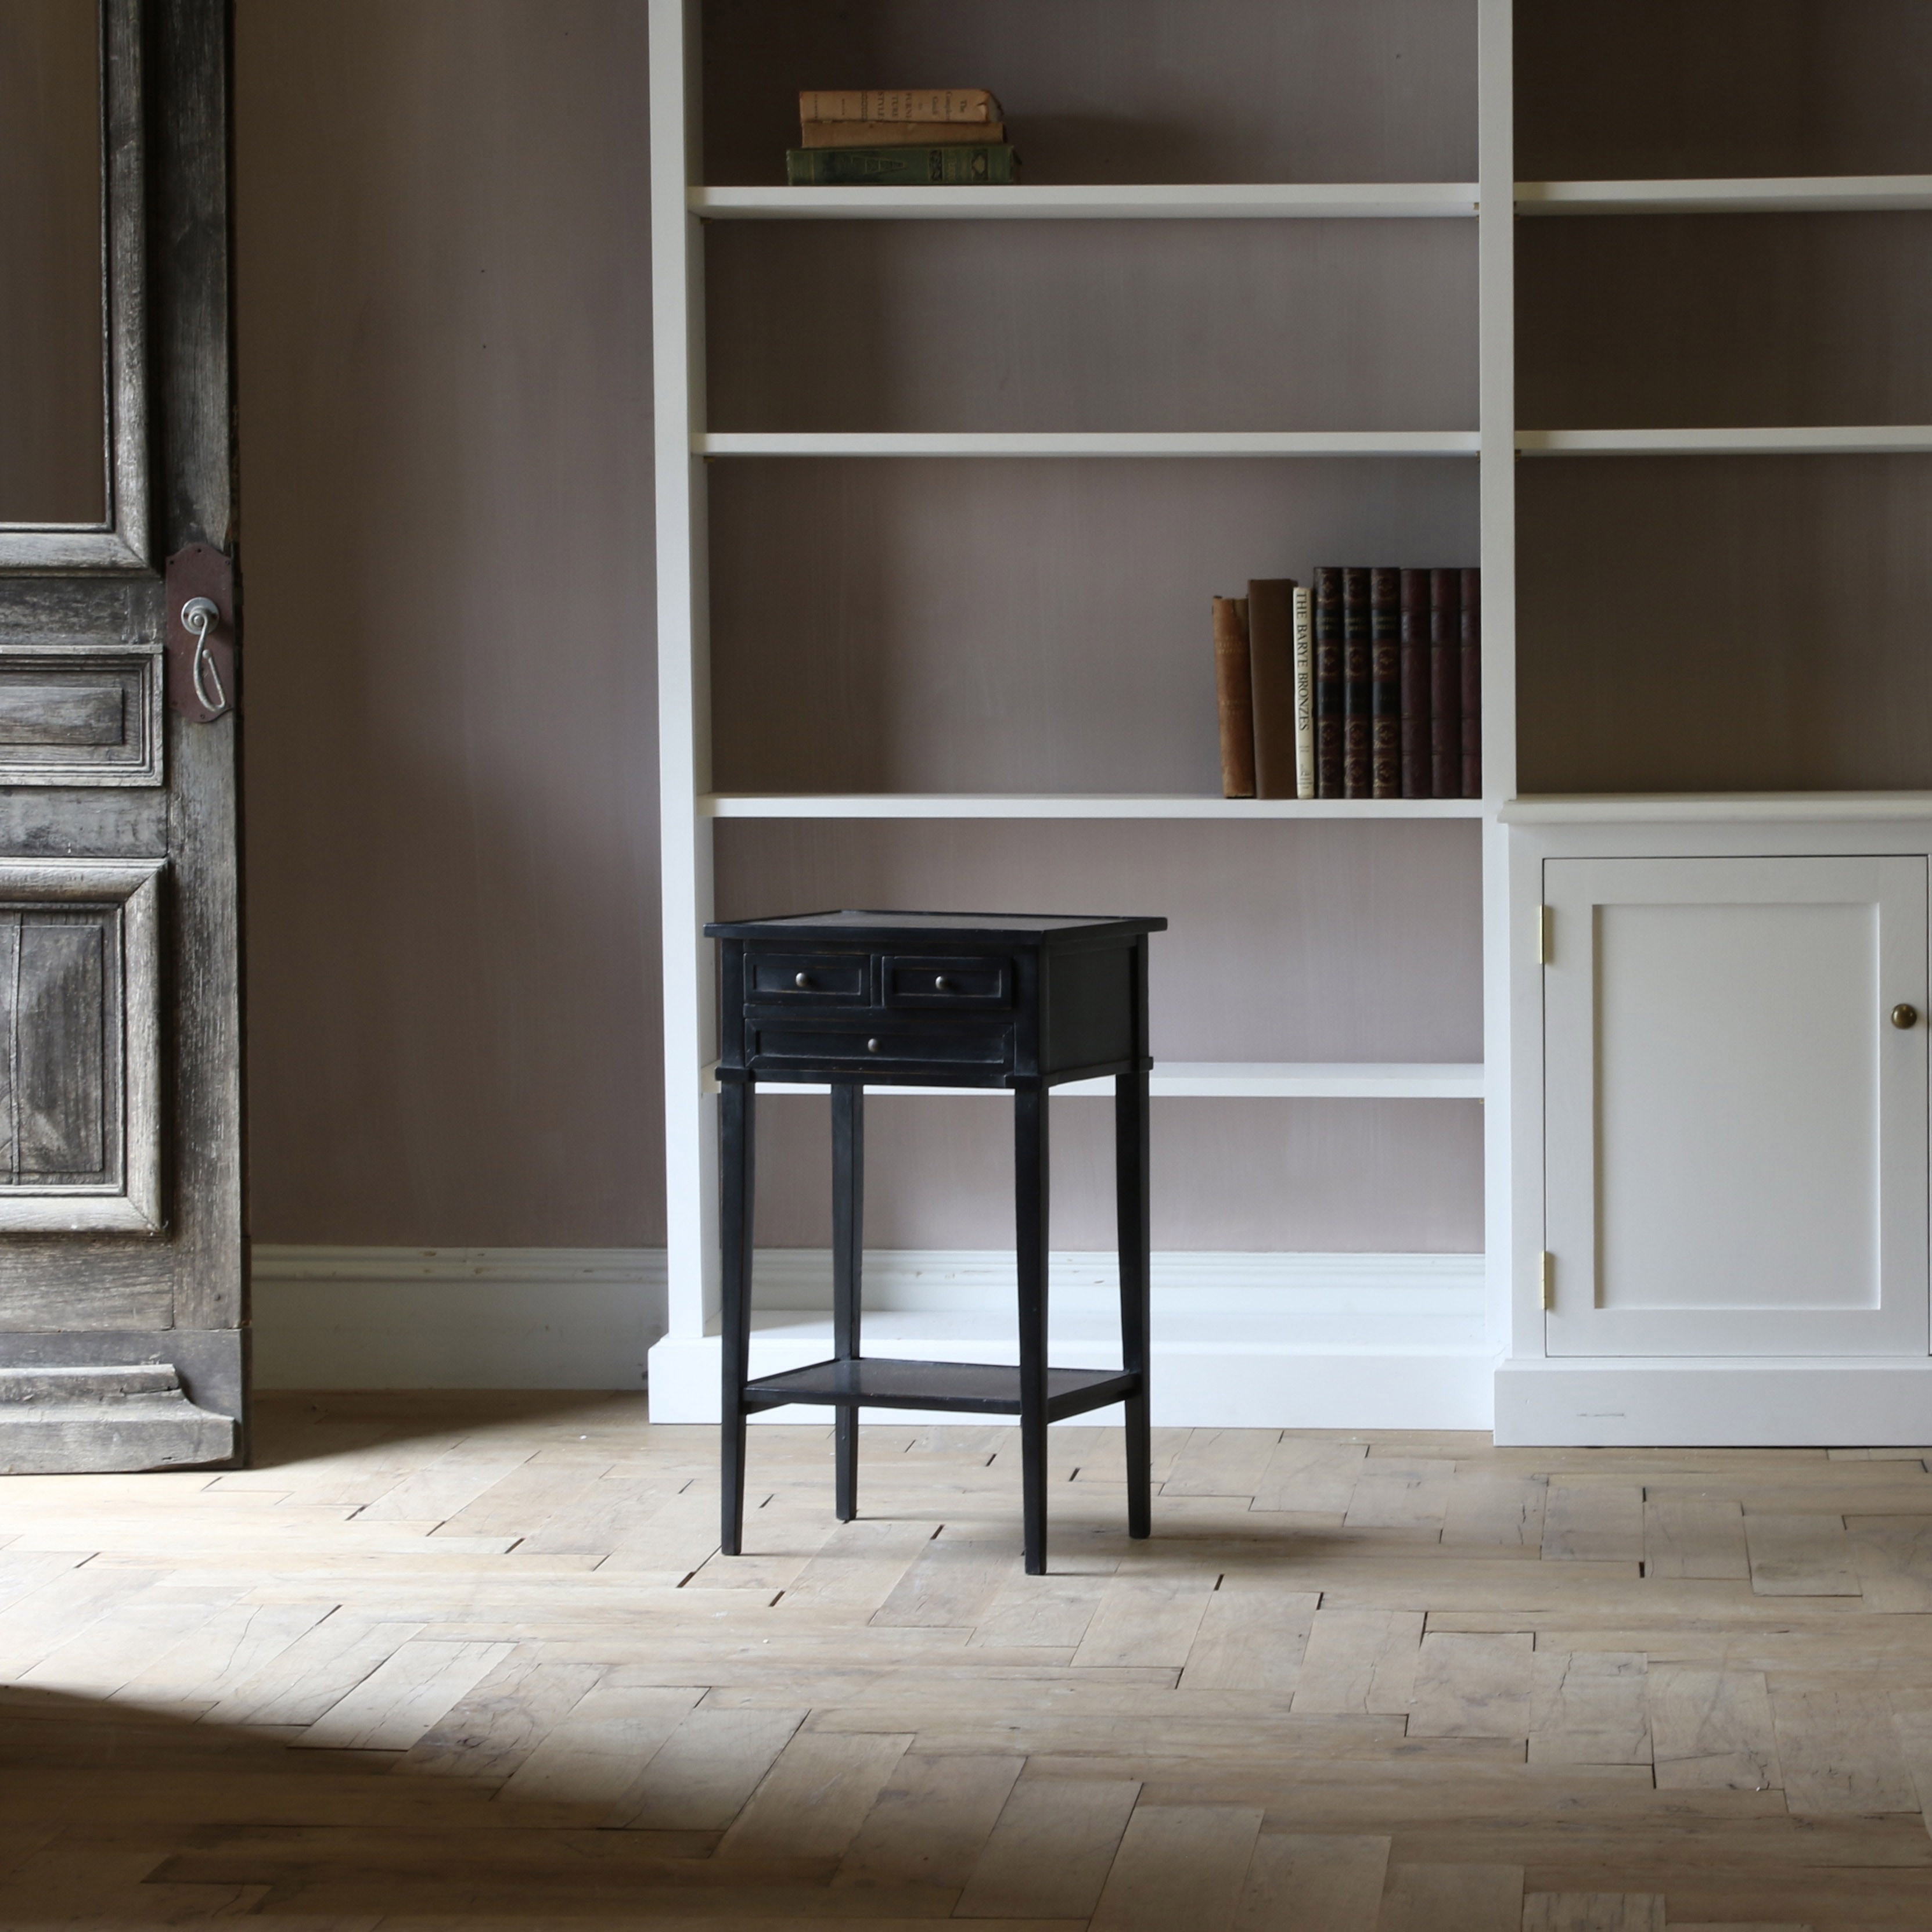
top-left (1430, 569), bottom-right (1462, 799)
top-left (1369, 567), bottom-right (1401, 800)
top-left (1342, 567), bottom-right (1371, 799)
top-left (1314, 567), bottom-right (1344, 798)
top-left (1459, 567), bottom-right (1481, 799)
top-left (1399, 568), bottom-right (1429, 799)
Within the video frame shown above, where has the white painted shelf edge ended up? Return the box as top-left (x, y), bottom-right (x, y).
top-left (699, 427), bottom-right (1932, 460)
top-left (1519, 175), bottom-right (1932, 214)
top-left (700, 1061), bottom-right (1484, 1100)
top-left (1505, 793), bottom-right (1932, 825)
top-left (696, 430), bottom-right (1480, 458)
top-left (1517, 426), bottom-right (1932, 456)
top-left (703, 793), bottom-right (1485, 819)
top-left (692, 182), bottom-right (1480, 220)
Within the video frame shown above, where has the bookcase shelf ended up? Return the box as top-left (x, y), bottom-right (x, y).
top-left (1503, 794), bottom-right (1932, 826)
top-left (697, 431), bottom-right (1481, 460)
top-left (692, 184), bottom-right (1481, 222)
top-left (1518, 176), bottom-right (1932, 215)
top-left (703, 794), bottom-right (1484, 822)
top-left (653, 0), bottom-right (1499, 1429)
top-left (1516, 427), bottom-right (1932, 457)
top-left (707, 1062), bottom-right (1486, 1101)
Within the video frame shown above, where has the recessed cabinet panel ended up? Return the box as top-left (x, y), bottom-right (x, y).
top-left (0, 862), bottom-right (163, 1233)
top-left (0, 656), bottom-right (160, 783)
top-left (1545, 855), bottom-right (1928, 1357)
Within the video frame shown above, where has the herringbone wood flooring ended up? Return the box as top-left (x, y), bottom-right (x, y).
top-left (3, 1393), bottom-right (1932, 1927)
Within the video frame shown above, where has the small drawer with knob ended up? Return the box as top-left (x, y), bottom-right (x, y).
top-left (747, 951), bottom-right (870, 1003)
top-left (748, 1022), bottom-right (1012, 1075)
top-left (884, 954), bottom-right (1012, 1012)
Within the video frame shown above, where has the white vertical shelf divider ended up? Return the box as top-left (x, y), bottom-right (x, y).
top-left (1478, 0), bottom-right (1517, 1369)
top-left (650, 0), bottom-right (719, 1347)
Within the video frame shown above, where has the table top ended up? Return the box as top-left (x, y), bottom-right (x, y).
top-left (705, 908), bottom-right (1167, 944)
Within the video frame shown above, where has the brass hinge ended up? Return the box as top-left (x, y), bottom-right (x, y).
top-left (1539, 1251), bottom-right (1555, 1311)
top-left (1535, 904), bottom-right (1552, 965)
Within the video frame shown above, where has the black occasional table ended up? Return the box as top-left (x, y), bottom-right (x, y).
top-left (704, 909), bottom-right (1166, 1575)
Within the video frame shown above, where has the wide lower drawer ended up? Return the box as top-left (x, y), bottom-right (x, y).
top-left (749, 1023), bottom-right (1012, 1070)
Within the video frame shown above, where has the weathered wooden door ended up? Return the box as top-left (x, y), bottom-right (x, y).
top-left (0, 0), bottom-right (243, 1468)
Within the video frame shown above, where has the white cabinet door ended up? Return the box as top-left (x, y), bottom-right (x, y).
top-left (1545, 855), bottom-right (1929, 1357)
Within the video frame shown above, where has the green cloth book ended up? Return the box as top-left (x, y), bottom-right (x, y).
top-left (786, 143), bottom-right (1020, 186)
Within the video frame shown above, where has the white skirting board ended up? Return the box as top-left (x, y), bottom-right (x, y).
top-left (650, 1249), bottom-right (1494, 1430)
top-left (1496, 1358), bottom-right (1932, 1447)
top-left (251, 1246), bottom-right (1491, 1425)
top-left (250, 1248), bottom-right (669, 1391)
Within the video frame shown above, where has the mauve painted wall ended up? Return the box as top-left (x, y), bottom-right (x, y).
top-left (232, 1), bottom-right (1486, 1257)
top-left (236, 0), bottom-right (666, 1246)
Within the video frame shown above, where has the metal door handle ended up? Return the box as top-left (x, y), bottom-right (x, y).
top-left (181, 597), bottom-right (227, 717)
top-left (1893, 1003), bottom-right (1919, 1030)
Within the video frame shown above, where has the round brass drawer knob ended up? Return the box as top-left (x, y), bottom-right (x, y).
top-left (934, 975), bottom-right (954, 992)
top-left (1894, 1003), bottom-right (1920, 1030)
top-left (866, 1038), bottom-right (884, 1053)
top-left (794, 972), bottom-right (811, 988)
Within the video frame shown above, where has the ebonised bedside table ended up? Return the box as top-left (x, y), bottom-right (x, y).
top-left (704, 909), bottom-right (1166, 1574)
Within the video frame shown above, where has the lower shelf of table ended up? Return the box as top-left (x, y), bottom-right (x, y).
top-left (741, 1355), bottom-right (1142, 1422)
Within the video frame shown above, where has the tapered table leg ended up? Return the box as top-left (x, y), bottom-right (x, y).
top-left (832, 1080), bottom-right (865, 1521)
top-left (1015, 1085), bottom-right (1051, 1574)
top-left (719, 1077), bottom-right (755, 1556)
top-left (1117, 1062), bottom-right (1153, 1540)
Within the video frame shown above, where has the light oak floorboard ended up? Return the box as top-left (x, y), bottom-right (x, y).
top-left (1375, 1860), bottom-right (1524, 1931)
top-left (1293, 1609), bottom-right (1425, 1716)
top-left (954, 1776), bottom-right (1142, 1919)
top-left (831, 1750), bottom-right (1023, 1890)
top-left (1745, 1514), bottom-right (1862, 1598)
top-left (1180, 1584), bottom-right (1319, 1694)
top-left (1521, 1895), bottom-right (1665, 1931)
top-left (1766, 1681), bottom-right (1920, 1815)
top-left (1648, 1668), bottom-right (1783, 1792)
top-left (1088, 1801), bottom-right (1263, 1932)
top-left (715, 1728), bottom-right (913, 1862)
top-left (1232, 1830), bottom-right (1390, 1932)
top-left (620, 1704), bottom-right (808, 1830)
top-left (1645, 1492), bottom-right (1751, 1581)
top-left (1408, 1631), bottom-right (1535, 1739)
top-left (1528, 1652), bottom-right (1651, 1766)
top-left (1542, 1484), bottom-right (1645, 1565)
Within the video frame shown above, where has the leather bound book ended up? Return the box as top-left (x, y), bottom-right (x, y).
top-left (1292, 584), bottom-right (1315, 800)
top-left (801, 119), bottom-right (1005, 147)
top-left (1313, 567), bottom-right (1343, 799)
top-left (1460, 566), bottom-right (1481, 798)
top-left (1429, 568), bottom-right (1462, 799)
top-left (800, 89), bottom-right (1001, 124)
top-left (786, 145), bottom-right (1021, 185)
top-left (1342, 566), bottom-right (1371, 799)
top-left (1369, 566), bottom-right (1401, 800)
top-left (1246, 578), bottom-right (1298, 799)
top-left (1399, 569), bottom-right (1430, 799)
top-left (1213, 595), bottom-right (1256, 798)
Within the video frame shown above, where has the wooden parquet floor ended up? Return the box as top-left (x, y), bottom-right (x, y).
top-left (5, 1397), bottom-right (1932, 1928)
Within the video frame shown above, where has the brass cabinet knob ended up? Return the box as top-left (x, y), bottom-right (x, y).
top-left (934, 974), bottom-right (954, 992)
top-left (1894, 1003), bottom-right (1919, 1030)
top-left (794, 972), bottom-right (811, 988)
top-left (866, 1038), bottom-right (883, 1053)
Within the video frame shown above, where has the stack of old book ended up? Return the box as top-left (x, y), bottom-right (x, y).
top-left (787, 89), bottom-right (1019, 185)
top-left (1213, 567), bottom-right (1481, 801)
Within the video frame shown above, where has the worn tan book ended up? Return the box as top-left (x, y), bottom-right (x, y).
top-left (1213, 596), bottom-right (1256, 799)
top-left (1246, 578), bottom-right (1298, 800)
top-left (800, 88), bottom-right (999, 124)
top-left (801, 119), bottom-right (1005, 149)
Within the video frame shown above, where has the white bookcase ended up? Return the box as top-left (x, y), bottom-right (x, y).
top-left (649, 0), bottom-right (1932, 1439)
